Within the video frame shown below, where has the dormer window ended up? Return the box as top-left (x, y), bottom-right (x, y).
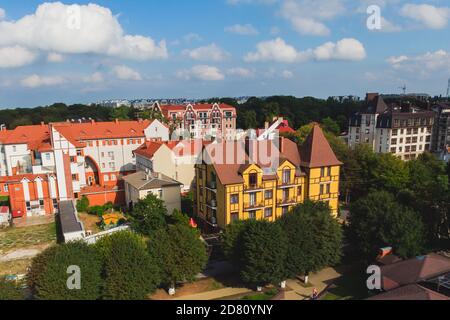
top-left (249, 173), bottom-right (258, 187)
top-left (282, 168), bottom-right (291, 184)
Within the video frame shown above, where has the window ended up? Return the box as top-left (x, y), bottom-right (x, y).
top-left (111, 174), bottom-right (116, 181)
top-left (264, 190), bottom-right (273, 200)
top-left (230, 213), bottom-right (239, 223)
top-left (391, 147), bottom-right (396, 153)
top-left (104, 175), bottom-right (109, 182)
top-left (3, 185), bottom-right (8, 192)
top-left (52, 199), bottom-right (58, 210)
top-left (264, 208), bottom-right (273, 218)
top-left (248, 211), bottom-right (256, 219)
top-left (26, 201), bottom-right (31, 211)
top-left (321, 167), bottom-right (325, 177)
top-left (13, 146), bottom-right (16, 152)
top-left (230, 194), bottom-right (239, 204)
top-left (326, 184), bottom-right (331, 194)
top-left (391, 138), bottom-right (397, 145)
top-left (249, 173), bottom-right (257, 187)
top-left (282, 207), bottom-right (289, 215)
top-left (320, 184), bottom-right (324, 195)
top-left (71, 174), bottom-right (78, 181)
top-left (249, 193), bottom-right (256, 206)
top-left (392, 129), bottom-right (398, 136)
top-left (282, 169), bottom-right (291, 184)
top-left (297, 186), bottom-right (302, 196)
top-left (45, 153), bottom-right (51, 161)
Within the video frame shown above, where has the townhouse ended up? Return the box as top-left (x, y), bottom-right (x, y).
top-left (151, 102), bottom-right (237, 139)
top-left (194, 124), bottom-right (342, 230)
top-left (0, 119), bottom-right (169, 217)
top-left (348, 93), bottom-right (435, 161)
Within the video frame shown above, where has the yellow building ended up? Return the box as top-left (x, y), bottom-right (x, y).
top-left (194, 125), bottom-right (342, 230)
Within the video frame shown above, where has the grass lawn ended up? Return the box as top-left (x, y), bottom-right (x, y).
top-left (78, 213), bottom-right (101, 234)
top-left (0, 258), bottom-right (32, 276)
top-left (241, 288), bottom-right (279, 301)
top-left (0, 223), bottom-right (57, 253)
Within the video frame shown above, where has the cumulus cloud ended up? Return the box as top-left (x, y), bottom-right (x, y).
top-left (183, 44), bottom-right (230, 62)
top-left (0, 2), bottom-right (167, 62)
top-left (84, 72), bottom-right (104, 83)
top-left (47, 52), bottom-right (64, 63)
top-left (21, 74), bottom-right (66, 88)
top-left (112, 65), bottom-right (142, 81)
top-left (400, 4), bottom-right (450, 29)
top-left (177, 65), bottom-right (225, 81)
top-left (244, 37), bottom-right (366, 63)
top-left (280, 0), bottom-right (345, 36)
top-left (387, 50), bottom-right (450, 73)
top-left (0, 46), bottom-right (36, 68)
top-left (226, 67), bottom-right (254, 78)
top-left (225, 24), bottom-right (259, 35)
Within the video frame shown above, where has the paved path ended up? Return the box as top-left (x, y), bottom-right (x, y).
top-left (284, 267), bottom-right (344, 300)
top-left (172, 287), bottom-right (252, 300)
top-left (0, 248), bottom-right (41, 262)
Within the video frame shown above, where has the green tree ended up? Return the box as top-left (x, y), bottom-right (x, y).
top-left (222, 220), bottom-right (251, 266)
top-left (148, 224), bottom-right (208, 292)
top-left (96, 231), bottom-right (160, 300)
top-left (278, 201), bottom-right (343, 278)
top-left (29, 242), bottom-right (102, 300)
top-left (76, 195), bottom-right (90, 212)
top-left (238, 109), bottom-right (257, 129)
top-left (238, 221), bottom-right (289, 287)
top-left (110, 105), bottom-right (131, 120)
top-left (348, 191), bottom-right (426, 261)
top-left (0, 278), bottom-right (24, 300)
top-left (321, 117), bottom-right (341, 135)
top-left (128, 194), bottom-right (168, 235)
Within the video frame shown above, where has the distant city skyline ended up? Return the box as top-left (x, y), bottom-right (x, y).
top-left (1, 1), bottom-right (450, 108)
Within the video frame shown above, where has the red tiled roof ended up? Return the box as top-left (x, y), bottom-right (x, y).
top-left (300, 124), bottom-right (343, 168)
top-left (53, 120), bottom-right (156, 142)
top-left (368, 284), bottom-right (449, 300)
top-left (0, 173), bottom-right (53, 183)
top-left (134, 141), bottom-right (164, 159)
top-left (135, 139), bottom-right (212, 159)
top-left (0, 130), bottom-right (10, 144)
top-left (2, 125), bottom-right (50, 152)
top-left (381, 254), bottom-right (450, 291)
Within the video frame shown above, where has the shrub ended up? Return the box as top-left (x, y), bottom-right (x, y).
top-left (76, 196), bottom-right (89, 213)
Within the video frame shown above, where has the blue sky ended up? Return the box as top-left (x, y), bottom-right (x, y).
top-left (0, 0), bottom-right (450, 108)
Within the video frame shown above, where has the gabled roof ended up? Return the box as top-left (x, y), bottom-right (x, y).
top-left (2, 125), bottom-right (50, 152)
top-left (300, 124), bottom-right (342, 168)
top-left (123, 171), bottom-right (182, 190)
top-left (134, 141), bottom-right (165, 159)
top-left (368, 284), bottom-right (449, 300)
top-left (0, 130), bottom-right (10, 144)
top-left (364, 93), bottom-right (388, 114)
top-left (381, 254), bottom-right (450, 291)
top-left (53, 120), bottom-right (156, 142)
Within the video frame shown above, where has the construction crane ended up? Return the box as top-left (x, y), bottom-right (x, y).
top-left (399, 85), bottom-right (407, 95)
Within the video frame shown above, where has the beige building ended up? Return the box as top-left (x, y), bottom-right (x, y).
top-left (134, 140), bottom-right (210, 193)
top-left (123, 170), bottom-right (182, 214)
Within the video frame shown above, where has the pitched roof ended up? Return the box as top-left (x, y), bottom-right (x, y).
top-left (2, 125), bottom-right (51, 152)
top-left (53, 120), bottom-right (155, 142)
top-left (364, 93), bottom-right (388, 114)
top-left (0, 130), bottom-right (10, 144)
top-left (134, 141), bottom-right (165, 159)
top-left (158, 103), bottom-right (236, 118)
top-left (123, 171), bottom-right (182, 190)
top-left (299, 125), bottom-right (343, 168)
top-left (381, 254), bottom-right (450, 291)
top-left (368, 284), bottom-right (449, 300)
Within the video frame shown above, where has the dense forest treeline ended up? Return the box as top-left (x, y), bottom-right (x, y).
top-left (0, 96), bottom-right (363, 132)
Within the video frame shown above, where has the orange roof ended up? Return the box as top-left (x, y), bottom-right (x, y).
top-left (0, 173), bottom-right (53, 183)
top-left (2, 124), bottom-right (51, 152)
top-left (53, 120), bottom-right (156, 142)
top-left (135, 139), bottom-right (212, 159)
top-left (299, 125), bottom-right (343, 168)
top-left (134, 141), bottom-right (164, 159)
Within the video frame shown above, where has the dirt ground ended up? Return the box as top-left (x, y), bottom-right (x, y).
top-left (150, 278), bottom-right (225, 300)
top-left (78, 213), bottom-right (101, 234)
top-left (0, 258), bottom-right (32, 276)
top-left (0, 223), bottom-right (56, 253)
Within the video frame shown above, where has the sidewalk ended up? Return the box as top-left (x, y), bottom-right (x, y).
top-left (172, 287), bottom-right (252, 300)
top-left (284, 267), bottom-right (344, 300)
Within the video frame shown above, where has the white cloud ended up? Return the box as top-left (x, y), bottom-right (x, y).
top-left (244, 38), bottom-right (300, 63)
top-left (387, 50), bottom-right (450, 73)
top-left (245, 37), bottom-right (366, 63)
top-left (177, 65), bottom-right (225, 81)
top-left (183, 44), bottom-right (230, 62)
top-left (225, 24), bottom-right (259, 35)
top-left (280, 0), bottom-right (345, 36)
top-left (0, 46), bottom-right (36, 68)
top-left (282, 70), bottom-right (294, 79)
top-left (227, 67), bottom-right (254, 78)
top-left (313, 38), bottom-right (366, 61)
top-left (0, 2), bottom-right (167, 61)
top-left (47, 52), bottom-right (64, 63)
top-left (21, 74), bottom-right (66, 88)
top-left (0, 8), bottom-right (5, 20)
top-left (112, 65), bottom-right (142, 81)
top-left (84, 72), bottom-right (104, 83)
top-left (183, 33), bottom-right (202, 43)
top-left (378, 17), bottom-right (402, 33)
top-left (400, 4), bottom-right (450, 29)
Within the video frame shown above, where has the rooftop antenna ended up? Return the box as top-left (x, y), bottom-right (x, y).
top-left (399, 85), bottom-right (407, 95)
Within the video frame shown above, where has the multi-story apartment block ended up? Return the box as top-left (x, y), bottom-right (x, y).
top-left (194, 125), bottom-right (342, 230)
top-left (348, 93), bottom-right (435, 161)
top-left (151, 102), bottom-right (237, 139)
top-left (0, 119), bottom-right (169, 217)
top-left (432, 102), bottom-right (450, 156)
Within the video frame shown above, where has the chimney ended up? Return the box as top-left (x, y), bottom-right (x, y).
top-left (40, 121), bottom-right (45, 127)
top-left (115, 119), bottom-right (119, 124)
top-left (138, 118), bottom-right (143, 123)
top-left (264, 121), bottom-right (269, 130)
top-left (280, 137), bottom-right (285, 153)
top-left (91, 119), bottom-right (95, 125)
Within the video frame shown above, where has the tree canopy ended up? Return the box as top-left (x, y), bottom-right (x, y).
top-left (128, 194), bottom-right (168, 236)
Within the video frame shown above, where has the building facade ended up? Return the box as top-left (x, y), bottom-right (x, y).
top-left (152, 102), bottom-right (237, 139)
top-left (0, 119), bottom-right (169, 217)
top-left (432, 102), bottom-right (450, 156)
top-left (348, 93), bottom-right (435, 161)
top-left (194, 125), bottom-right (342, 230)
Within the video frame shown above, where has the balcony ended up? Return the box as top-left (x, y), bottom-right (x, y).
top-left (244, 202), bottom-right (265, 211)
top-left (277, 198), bottom-right (297, 207)
top-left (205, 199), bottom-right (218, 210)
top-left (278, 180), bottom-right (298, 188)
top-left (243, 184), bottom-right (264, 192)
top-left (205, 181), bottom-right (217, 192)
